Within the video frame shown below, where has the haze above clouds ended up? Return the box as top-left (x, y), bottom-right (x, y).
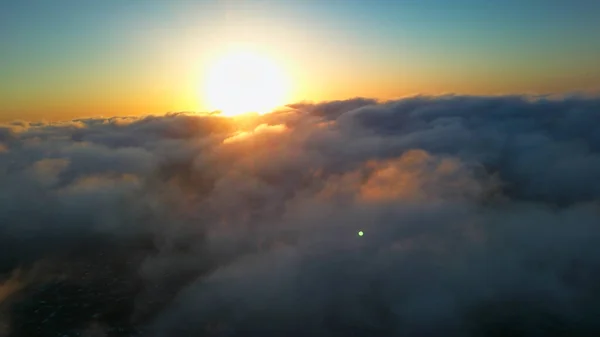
top-left (2, 95), bottom-right (600, 336)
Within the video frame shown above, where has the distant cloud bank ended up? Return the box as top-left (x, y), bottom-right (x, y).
top-left (2, 95), bottom-right (600, 336)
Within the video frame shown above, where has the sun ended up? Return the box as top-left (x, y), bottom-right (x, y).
top-left (202, 49), bottom-right (290, 117)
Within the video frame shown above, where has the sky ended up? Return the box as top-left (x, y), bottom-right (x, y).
top-left (1, 0), bottom-right (600, 121)
top-left (3, 2), bottom-right (600, 334)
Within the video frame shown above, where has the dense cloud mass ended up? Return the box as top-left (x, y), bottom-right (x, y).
top-left (1, 95), bottom-right (600, 336)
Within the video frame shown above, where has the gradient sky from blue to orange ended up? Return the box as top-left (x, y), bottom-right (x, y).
top-left (1, 0), bottom-right (600, 121)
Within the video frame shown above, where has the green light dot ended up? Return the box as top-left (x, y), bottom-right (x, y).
top-left (358, 230), bottom-right (364, 237)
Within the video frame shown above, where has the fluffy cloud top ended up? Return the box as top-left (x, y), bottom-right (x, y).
top-left (1, 95), bottom-right (600, 336)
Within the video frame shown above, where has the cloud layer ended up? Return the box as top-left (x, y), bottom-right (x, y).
top-left (1, 95), bottom-right (600, 336)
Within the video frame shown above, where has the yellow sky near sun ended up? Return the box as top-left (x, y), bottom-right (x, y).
top-left (2, 64), bottom-right (597, 123)
top-left (2, 27), bottom-right (599, 122)
top-left (2, 0), bottom-right (600, 123)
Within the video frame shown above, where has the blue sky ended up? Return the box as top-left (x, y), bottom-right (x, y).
top-left (3, 0), bottom-right (599, 63)
top-left (1, 0), bottom-right (599, 120)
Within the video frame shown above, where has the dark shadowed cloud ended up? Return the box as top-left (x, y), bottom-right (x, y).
top-left (1, 96), bottom-right (600, 336)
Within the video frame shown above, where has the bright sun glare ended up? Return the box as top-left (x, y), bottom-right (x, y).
top-left (203, 49), bottom-right (290, 117)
